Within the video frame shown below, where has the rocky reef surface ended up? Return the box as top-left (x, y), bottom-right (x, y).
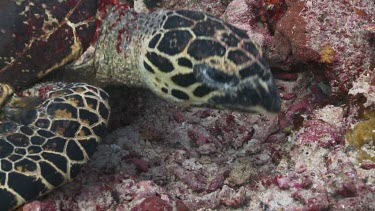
top-left (23, 0), bottom-right (374, 210)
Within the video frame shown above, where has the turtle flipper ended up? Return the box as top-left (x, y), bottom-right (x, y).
top-left (0, 82), bottom-right (110, 210)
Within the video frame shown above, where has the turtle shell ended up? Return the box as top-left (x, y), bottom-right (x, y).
top-left (0, 0), bottom-right (98, 92)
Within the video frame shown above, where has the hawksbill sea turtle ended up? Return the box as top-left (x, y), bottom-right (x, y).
top-left (0, 0), bottom-right (280, 209)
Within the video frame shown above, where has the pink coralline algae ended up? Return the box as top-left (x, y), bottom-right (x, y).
top-left (23, 172), bottom-right (190, 211)
top-left (271, 0), bottom-right (374, 97)
top-left (132, 196), bottom-right (189, 211)
top-left (272, 1), bottom-right (320, 66)
top-left (296, 106), bottom-right (346, 147)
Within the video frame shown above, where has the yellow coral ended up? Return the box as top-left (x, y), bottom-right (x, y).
top-left (320, 45), bottom-right (335, 63)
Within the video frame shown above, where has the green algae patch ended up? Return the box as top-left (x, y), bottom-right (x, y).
top-left (346, 109), bottom-right (375, 163)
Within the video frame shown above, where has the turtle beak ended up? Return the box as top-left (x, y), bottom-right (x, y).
top-left (209, 75), bottom-right (281, 113)
top-left (215, 76), bottom-right (280, 113)
top-left (258, 77), bottom-right (281, 113)
top-left (193, 64), bottom-right (281, 113)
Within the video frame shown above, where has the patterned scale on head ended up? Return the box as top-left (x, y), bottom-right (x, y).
top-left (0, 0), bottom-right (280, 210)
top-left (95, 9), bottom-right (280, 113)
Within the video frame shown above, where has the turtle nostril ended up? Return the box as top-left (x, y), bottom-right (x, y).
top-left (193, 64), bottom-right (239, 89)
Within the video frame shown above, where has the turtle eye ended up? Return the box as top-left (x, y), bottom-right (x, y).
top-left (193, 64), bottom-right (239, 89)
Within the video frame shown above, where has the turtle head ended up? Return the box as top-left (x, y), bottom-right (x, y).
top-left (139, 10), bottom-right (280, 113)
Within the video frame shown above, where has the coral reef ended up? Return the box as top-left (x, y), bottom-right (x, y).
top-left (22, 0), bottom-right (374, 210)
top-left (271, 0), bottom-right (374, 98)
top-left (346, 70), bottom-right (375, 165)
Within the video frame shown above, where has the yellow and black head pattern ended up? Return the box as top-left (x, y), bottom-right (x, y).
top-left (139, 10), bottom-right (280, 113)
